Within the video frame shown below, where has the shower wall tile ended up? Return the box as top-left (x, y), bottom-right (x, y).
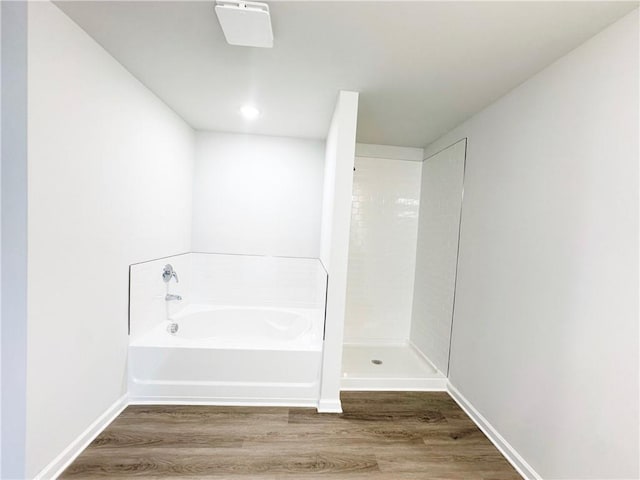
top-left (410, 139), bottom-right (466, 374)
top-left (344, 156), bottom-right (422, 343)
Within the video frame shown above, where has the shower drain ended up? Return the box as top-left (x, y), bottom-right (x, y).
top-left (371, 359), bottom-right (383, 365)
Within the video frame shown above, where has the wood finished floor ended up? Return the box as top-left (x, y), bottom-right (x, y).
top-left (61, 392), bottom-right (521, 479)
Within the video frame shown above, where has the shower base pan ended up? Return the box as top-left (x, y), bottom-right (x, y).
top-left (341, 342), bottom-right (447, 391)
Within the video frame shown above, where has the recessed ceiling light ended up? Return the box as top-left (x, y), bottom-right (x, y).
top-left (240, 105), bottom-right (260, 120)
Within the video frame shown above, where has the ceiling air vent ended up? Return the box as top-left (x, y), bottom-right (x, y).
top-left (214, 1), bottom-right (273, 48)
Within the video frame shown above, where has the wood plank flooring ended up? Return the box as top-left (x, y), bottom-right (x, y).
top-left (61, 392), bottom-right (521, 479)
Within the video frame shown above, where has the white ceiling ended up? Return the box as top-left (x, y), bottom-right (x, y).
top-left (56, 1), bottom-right (637, 147)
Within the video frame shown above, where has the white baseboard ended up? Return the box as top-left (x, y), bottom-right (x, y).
top-left (34, 394), bottom-right (128, 480)
top-left (31, 382), bottom-right (540, 480)
top-left (128, 396), bottom-right (318, 408)
top-left (446, 382), bottom-right (541, 480)
top-left (317, 398), bottom-right (342, 413)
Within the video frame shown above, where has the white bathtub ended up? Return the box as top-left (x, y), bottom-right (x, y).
top-left (165, 304), bottom-right (318, 346)
top-left (128, 304), bottom-right (324, 406)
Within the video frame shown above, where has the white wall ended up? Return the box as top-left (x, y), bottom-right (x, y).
top-left (26, 2), bottom-right (194, 477)
top-left (410, 140), bottom-right (465, 374)
top-left (192, 131), bottom-right (325, 258)
top-left (190, 254), bottom-right (326, 309)
top-left (318, 91), bottom-right (358, 412)
top-left (424, 10), bottom-right (638, 479)
top-left (1, 2), bottom-right (28, 478)
top-left (345, 153), bottom-right (421, 344)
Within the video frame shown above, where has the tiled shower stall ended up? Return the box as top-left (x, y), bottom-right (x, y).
top-left (341, 140), bottom-right (466, 390)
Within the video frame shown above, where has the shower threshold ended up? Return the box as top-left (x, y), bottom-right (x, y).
top-left (341, 343), bottom-right (447, 391)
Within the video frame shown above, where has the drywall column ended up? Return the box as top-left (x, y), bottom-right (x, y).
top-left (1, 2), bottom-right (28, 478)
top-left (318, 91), bottom-right (358, 413)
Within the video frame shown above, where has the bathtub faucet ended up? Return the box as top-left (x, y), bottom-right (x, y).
top-left (165, 294), bottom-right (182, 302)
top-left (162, 264), bottom-right (179, 283)
top-left (167, 322), bottom-right (179, 334)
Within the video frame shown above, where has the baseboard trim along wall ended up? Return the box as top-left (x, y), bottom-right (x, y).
top-left (128, 397), bottom-right (319, 408)
top-left (317, 398), bottom-right (343, 413)
top-left (33, 394), bottom-right (128, 480)
top-left (30, 383), bottom-right (542, 479)
top-left (446, 382), bottom-right (542, 480)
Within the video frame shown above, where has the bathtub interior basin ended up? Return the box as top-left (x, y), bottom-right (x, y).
top-left (168, 304), bottom-right (313, 342)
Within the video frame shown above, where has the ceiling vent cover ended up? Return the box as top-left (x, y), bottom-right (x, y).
top-left (215, 1), bottom-right (273, 48)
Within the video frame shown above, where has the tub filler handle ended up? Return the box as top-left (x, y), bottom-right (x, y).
top-left (162, 264), bottom-right (179, 283)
